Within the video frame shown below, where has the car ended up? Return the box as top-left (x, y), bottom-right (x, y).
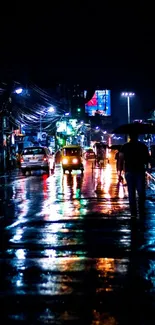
top-left (20, 146), bottom-right (55, 175)
top-left (84, 149), bottom-right (96, 160)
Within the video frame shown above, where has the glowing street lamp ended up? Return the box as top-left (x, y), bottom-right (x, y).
top-left (121, 92), bottom-right (135, 124)
top-left (15, 88), bottom-right (23, 94)
top-left (48, 106), bottom-right (55, 113)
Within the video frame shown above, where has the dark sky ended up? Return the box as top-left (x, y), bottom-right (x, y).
top-left (0, 4), bottom-right (155, 95)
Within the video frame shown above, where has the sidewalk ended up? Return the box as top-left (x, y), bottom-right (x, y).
top-left (0, 168), bottom-right (20, 178)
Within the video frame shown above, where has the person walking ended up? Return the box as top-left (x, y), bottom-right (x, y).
top-left (118, 133), bottom-right (150, 217)
top-left (115, 150), bottom-right (124, 182)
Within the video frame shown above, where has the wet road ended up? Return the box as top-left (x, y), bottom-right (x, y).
top-left (1, 155), bottom-right (155, 324)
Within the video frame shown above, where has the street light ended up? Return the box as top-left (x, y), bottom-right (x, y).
top-left (48, 106), bottom-right (55, 113)
top-left (15, 88), bottom-right (23, 94)
top-left (121, 92), bottom-right (135, 124)
top-left (40, 106), bottom-right (55, 133)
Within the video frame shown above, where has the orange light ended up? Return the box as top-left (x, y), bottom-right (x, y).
top-left (62, 158), bottom-right (68, 164)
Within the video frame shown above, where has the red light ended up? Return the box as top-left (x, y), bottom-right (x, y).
top-left (20, 157), bottom-right (24, 163)
top-left (43, 156), bottom-right (47, 161)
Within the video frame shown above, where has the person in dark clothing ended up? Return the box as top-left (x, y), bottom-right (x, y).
top-left (118, 133), bottom-right (150, 217)
top-left (115, 151), bottom-right (123, 176)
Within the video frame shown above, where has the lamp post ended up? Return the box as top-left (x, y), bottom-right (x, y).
top-left (39, 106), bottom-right (55, 133)
top-left (122, 92), bottom-right (135, 124)
top-left (122, 92), bottom-right (135, 141)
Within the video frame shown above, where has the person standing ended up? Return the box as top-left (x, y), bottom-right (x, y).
top-left (118, 133), bottom-right (150, 217)
top-left (115, 150), bottom-right (124, 182)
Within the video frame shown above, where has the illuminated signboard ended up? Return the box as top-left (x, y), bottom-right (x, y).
top-left (56, 121), bottom-right (67, 133)
top-left (85, 90), bottom-right (111, 116)
top-left (56, 119), bottom-right (78, 135)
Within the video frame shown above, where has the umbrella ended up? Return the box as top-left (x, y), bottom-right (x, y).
top-left (113, 123), bottom-right (155, 135)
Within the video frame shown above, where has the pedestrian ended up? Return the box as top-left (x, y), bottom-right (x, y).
top-left (11, 149), bottom-right (16, 169)
top-left (115, 150), bottom-right (124, 182)
top-left (118, 133), bottom-right (150, 217)
top-left (55, 149), bottom-right (62, 164)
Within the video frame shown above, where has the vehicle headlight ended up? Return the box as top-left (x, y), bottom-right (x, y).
top-left (72, 158), bottom-right (78, 164)
top-left (62, 158), bottom-right (68, 164)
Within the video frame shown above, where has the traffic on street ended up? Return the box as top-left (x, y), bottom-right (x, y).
top-left (1, 152), bottom-right (155, 324)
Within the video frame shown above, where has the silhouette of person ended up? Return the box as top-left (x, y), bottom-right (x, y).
top-left (118, 133), bottom-right (150, 217)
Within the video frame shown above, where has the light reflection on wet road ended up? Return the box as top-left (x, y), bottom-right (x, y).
top-left (1, 154), bottom-right (155, 324)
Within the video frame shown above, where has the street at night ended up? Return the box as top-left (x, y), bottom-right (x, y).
top-left (1, 155), bottom-right (155, 324)
top-left (1, 5), bottom-right (155, 324)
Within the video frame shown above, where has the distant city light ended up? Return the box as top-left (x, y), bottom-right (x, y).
top-left (15, 88), bottom-right (23, 94)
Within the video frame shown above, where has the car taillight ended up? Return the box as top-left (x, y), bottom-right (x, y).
top-left (20, 157), bottom-right (24, 163)
top-left (43, 156), bottom-right (47, 161)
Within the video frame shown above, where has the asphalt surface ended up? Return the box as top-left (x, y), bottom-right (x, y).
top-left (0, 153), bottom-right (155, 324)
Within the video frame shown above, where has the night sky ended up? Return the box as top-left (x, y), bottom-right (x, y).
top-left (0, 5), bottom-right (155, 114)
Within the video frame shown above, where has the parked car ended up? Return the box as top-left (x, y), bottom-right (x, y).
top-left (84, 148), bottom-right (96, 160)
top-left (20, 146), bottom-right (55, 175)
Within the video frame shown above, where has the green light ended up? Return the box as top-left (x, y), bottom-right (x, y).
top-left (77, 108), bottom-right (81, 112)
top-left (58, 138), bottom-right (65, 146)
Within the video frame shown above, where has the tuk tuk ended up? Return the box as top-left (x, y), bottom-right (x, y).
top-left (61, 145), bottom-right (84, 174)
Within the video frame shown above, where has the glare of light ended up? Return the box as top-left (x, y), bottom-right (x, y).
top-left (107, 151), bottom-right (111, 158)
top-left (121, 92), bottom-right (135, 97)
top-left (11, 133), bottom-right (15, 145)
top-left (118, 182), bottom-right (125, 199)
top-left (62, 158), bottom-right (68, 164)
top-left (44, 249), bottom-right (56, 259)
top-left (18, 199), bottom-right (29, 218)
top-left (11, 228), bottom-right (23, 242)
top-left (15, 249), bottom-right (26, 259)
top-left (96, 258), bottom-right (115, 273)
top-left (42, 232), bottom-right (58, 245)
top-left (73, 175), bottom-right (77, 194)
top-left (48, 106), bottom-right (55, 113)
top-left (16, 279), bottom-right (23, 287)
top-left (72, 158), bottom-right (78, 164)
top-left (65, 112), bottom-right (70, 116)
top-left (104, 164), bottom-right (112, 195)
top-left (15, 88), bottom-right (23, 94)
